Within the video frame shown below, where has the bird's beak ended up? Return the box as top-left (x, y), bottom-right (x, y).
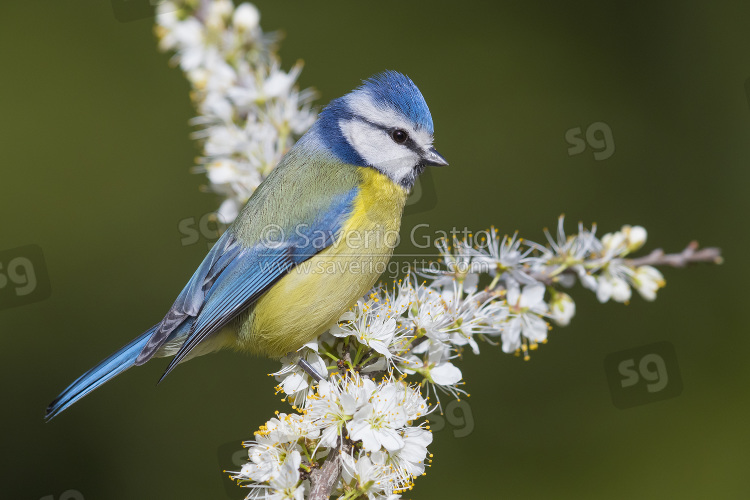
top-left (422, 147), bottom-right (449, 167)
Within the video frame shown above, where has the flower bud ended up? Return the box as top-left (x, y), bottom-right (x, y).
top-left (549, 291), bottom-right (575, 326)
top-left (233, 3), bottom-right (260, 31)
top-left (623, 225), bottom-right (647, 253)
top-left (632, 265), bottom-right (665, 301)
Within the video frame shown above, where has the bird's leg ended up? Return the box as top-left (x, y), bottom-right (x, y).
top-left (297, 358), bottom-right (323, 382)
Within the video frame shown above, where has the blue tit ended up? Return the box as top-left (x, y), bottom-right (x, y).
top-left (46, 71), bottom-right (448, 420)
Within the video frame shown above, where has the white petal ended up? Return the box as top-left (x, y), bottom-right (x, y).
top-left (280, 373), bottom-right (307, 394)
top-left (625, 225), bottom-right (647, 251)
top-left (602, 231), bottom-right (627, 253)
top-left (578, 268), bottom-right (598, 292)
top-left (206, 160), bottom-right (236, 184)
top-left (378, 427), bottom-right (405, 452)
top-left (596, 276), bottom-right (612, 303)
top-left (523, 314), bottom-right (548, 342)
top-left (463, 273), bottom-right (479, 294)
top-left (501, 318), bottom-right (522, 353)
top-left (339, 393), bottom-right (358, 415)
top-left (520, 284), bottom-right (545, 308)
top-left (400, 427), bottom-right (432, 459)
top-left (550, 293), bottom-right (575, 326)
top-left (506, 285), bottom-right (520, 305)
top-left (368, 339), bottom-right (392, 358)
top-left (263, 71), bottom-right (294, 99)
top-left (233, 3), bottom-right (260, 30)
top-left (611, 277), bottom-right (632, 303)
top-left (301, 341), bottom-right (319, 352)
top-left (350, 424), bottom-right (380, 452)
top-left (339, 310), bottom-right (356, 322)
top-left (431, 362), bottom-right (462, 385)
top-left (330, 324), bottom-right (352, 337)
top-left (320, 426), bottom-right (340, 448)
top-left (362, 356), bottom-right (387, 373)
top-left (217, 198), bottom-right (240, 224)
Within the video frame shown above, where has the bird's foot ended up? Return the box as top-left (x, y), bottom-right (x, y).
top-left (297, 357), bottom-right (324, 382)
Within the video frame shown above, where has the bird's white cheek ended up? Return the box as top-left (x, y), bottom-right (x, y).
top-left (340, 119), bottom-right (418, 182)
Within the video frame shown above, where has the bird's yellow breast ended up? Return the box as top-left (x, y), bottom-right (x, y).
top-left (236, 168), bottom-right (409, 359)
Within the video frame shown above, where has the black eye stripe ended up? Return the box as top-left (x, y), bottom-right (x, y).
top-left (389, 129), bottom-right (421, 153)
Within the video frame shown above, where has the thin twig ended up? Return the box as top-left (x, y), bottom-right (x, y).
top-left (309, 438), bottom-right (346, 500)
top-left (624, 241), bottom-right (723, 268)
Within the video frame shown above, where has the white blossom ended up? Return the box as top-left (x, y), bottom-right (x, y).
top-left (407, 284), bottom-right (453, 344)
top-left (596, 268), bottom-right (633, 303)
top-left (233, 3), bottom-right (260, 31)
top-left (384, 426), bottom-right (433, 485)
top-left (340, 452), bottom-right (394, 499)
top-left (631, 265), bottom-right (665, 301)
top-left (548, 290), bottom-right (576, 326)
top-left (502, 284), bottom-right (549, 355)
top-left (306, 375), bottom-right (374, 449)
top-left (273, 346), bottom-right (328, 408)
top-left (426, 238), bottom-right (481, 292)
top-left (233, 413), bottom-right (311, 485)
top-left (471, 229), bottom-right (536, 286)
top-left (156, 1), bottom-right (316, 225)
top-left (268, 450), bottom-right (305, 500)
top-left (332, 299), bottom-right (398, 359)
top-left (623, 225), bottom-right (647, 253)
top-left (348, 382), bottom-right (409, 452)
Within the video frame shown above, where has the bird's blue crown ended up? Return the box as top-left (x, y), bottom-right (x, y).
top-left (356, 71), bottom-right (434, 134)
top-left (313, 71), bottom-right (435, 166)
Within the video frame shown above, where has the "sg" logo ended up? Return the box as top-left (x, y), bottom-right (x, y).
top-left (565, 121), bottom-right (615, 160)
top-left (618, 353), bottom-right (669, 393)
top-left (0, 245), bottom-right (51, 311)
top-left (604, 341), bottom-right (683, 409)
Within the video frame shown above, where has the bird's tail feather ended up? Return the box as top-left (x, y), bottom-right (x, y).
top-left (45, 325), bottom-right (158, 420)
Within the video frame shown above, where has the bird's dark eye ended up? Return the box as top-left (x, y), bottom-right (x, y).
top-left (391, 129), bottom-right (409, 144)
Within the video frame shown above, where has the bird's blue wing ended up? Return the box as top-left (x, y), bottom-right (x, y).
top-left (134, 229), bottom-right (242, 365)
top-left (153, 187), bottom-right (359, 381)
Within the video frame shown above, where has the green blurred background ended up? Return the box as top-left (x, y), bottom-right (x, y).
top-left (1, 1), bottom-right (748, 499)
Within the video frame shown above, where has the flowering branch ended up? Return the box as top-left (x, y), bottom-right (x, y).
top-left (531, 239), bottom-right (722, 286)
top-left (156, 0), bottom-right (316, 223)
top-left (226, 218), bottom-right (722, 500)
top-left (155, 2), bottom-right (722, 499)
